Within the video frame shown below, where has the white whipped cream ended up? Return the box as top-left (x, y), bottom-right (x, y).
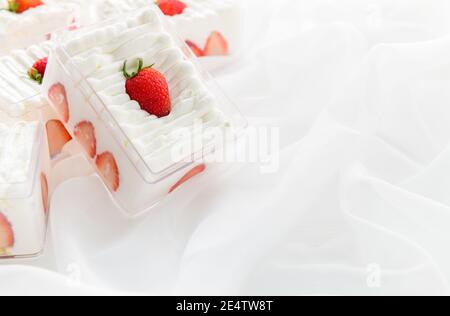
top-left (0, 121), bottom-right (39, 186)
top-left (97, 0), bottom-right (240, 54)
top-left (61, 9), bottom-right (226, 172)
top-left (0, 0), bottom-right (77, 54)
top-left (0, 42), bottom-right (50, 116)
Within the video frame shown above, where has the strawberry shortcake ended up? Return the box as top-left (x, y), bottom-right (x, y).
top-left (0, 121), bottom-right (50, 258)
top-left (0, 0), bottom-right (79, 55)
top-left (96, 0), bottom-right (242, 59)
top-left (42, 8), bottom-right (242, 215)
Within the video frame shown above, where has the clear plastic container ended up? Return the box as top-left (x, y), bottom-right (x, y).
top-left (42, 8), bottom-right (246, 216)
top-left (0, 1), bottom-right (79, 56)
top-left (0, 121), bottom-right (50, 259)
top-left (95, 0), bottom-right (244, 70)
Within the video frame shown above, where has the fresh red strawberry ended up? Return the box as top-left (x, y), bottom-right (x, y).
top-left (96, 152), bottom-right (120, 192)
top-left (0, 213), bottom-right (14, 252)
top-left (203, 31), bottom-right (229, 56)
top-left (28, 57), bottom-right (48, 85)
top-left (157, 0), bottom-right (186, 16)
top-left (46, 120), bottom-right (72, 158)
top-left (41, 173), bottom-right (49, 215)
top-left (169, 164), bottom-right (206, 193)
top-left (123, 58), bottom-right (171, 118)
top-left (186, 40), bottom-right (204, 57)
top-left (7, 0), bottom-right (43, 13)
top-left (48, 83), bottom-right (70, 123)
top-left (74, 121), bottom-right (97, 158)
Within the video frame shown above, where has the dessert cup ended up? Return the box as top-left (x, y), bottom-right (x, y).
top-left (0, 42), bottom-right (73, 160)
top-left (42, 7), bottom-right (246, 216)
top-left (0, 121), bottom-right (50, 259)
top-left (0, 0), bottom-right (79, 55)
top-left (96, 0), bottom-right (243, 69)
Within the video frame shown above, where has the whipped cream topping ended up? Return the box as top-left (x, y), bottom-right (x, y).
top-left (97, 0), bottom-right (240, 55)
top-left (61, 9), bottom-right (226, 172)
top-left (0, 121), bottom-right (39, 185)
top-left (170, 0), bottom-right (237, 19)
top-left (0, 0), bottom-right (76, 53)
top-left (0, 42), bottom-right (50, 116)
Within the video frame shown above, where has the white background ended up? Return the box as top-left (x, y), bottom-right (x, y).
top-left (3, 0), bottom-right (450, 295)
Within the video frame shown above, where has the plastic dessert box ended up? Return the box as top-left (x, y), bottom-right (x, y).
top-left (97, 0), bottom-right (243, 62)
top-left (0, 121), bottom-right (50, 259)
top-left (42, 8), bottom-right (246, 216)
top-left (0, 42), bottom-right (73, 160)
top-left (0, 0), bottom-right (79, 56)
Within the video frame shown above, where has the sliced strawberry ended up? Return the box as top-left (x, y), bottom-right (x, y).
top-left (186, 40), bottom-right (204, 57)
top-left (0, 213), bottom-right (14, 251)
top-left (48, 83), bottom-right (70, 123)
top-left (203, 31), bottom-right (229, 56)
top-left (41, 173), bottom-right (49, 215)
top-left (96, 152), bottom-right (120, 192)
top-left (46, 120), bottom-right (72, 158)
top-left (74, 121), bottom-right (97, 159)
top-left (169, 164), bottom-right (206, 193)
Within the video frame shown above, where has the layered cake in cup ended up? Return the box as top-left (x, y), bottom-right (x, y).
top-left (0, 42), bottom-right (73, 159)
top-left (42, 8), bottom-right (245, 216)
top-left (0, 121), bottom-right (50, 259)
top-left (96, 0), bottom-right (243, 61)
top-left (0, 0), bottom-right (79, 55)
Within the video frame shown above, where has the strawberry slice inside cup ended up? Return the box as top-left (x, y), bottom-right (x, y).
top-left (48, 83), bottom-right (70, 123)
top-left (46, 120), bottom-right (72, 158)
top-left (0, 213), bottom-right (14, 255)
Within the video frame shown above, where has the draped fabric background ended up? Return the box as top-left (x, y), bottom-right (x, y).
top-left (2, 0), bottom-right (450, 295)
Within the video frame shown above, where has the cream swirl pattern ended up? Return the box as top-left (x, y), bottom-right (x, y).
top-left (60, 9), bottom-right (226, 171)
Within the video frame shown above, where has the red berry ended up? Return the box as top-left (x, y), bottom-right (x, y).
top-left (0, 213), bottom-right (14, 252)
top-left (28, 57), bottom-right (48, 84)
top-left (186, 40), bottom-right (204, 57)
top-left (46, 120), bottom-right (72, 158)
top-left (123, 59), bottom-right (171, 118)
top-left (96, 152), bottom-right (120, 192)
top-left (204, 31), bottom-right (229, 56)
top-left (74, 121), bottom-right (97, 159)
top-left (48, 83), bottom-right (70, 123)
top-left (7, 0), bottom-right (43, 14)
top-left (158, 0), bottom-right (186, 16)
